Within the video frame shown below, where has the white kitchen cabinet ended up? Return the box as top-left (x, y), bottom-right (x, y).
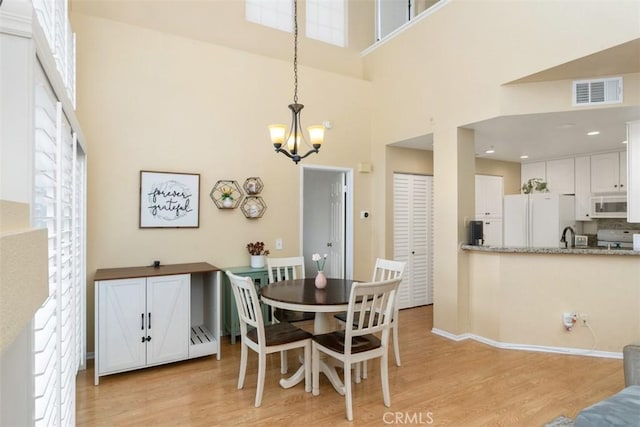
top-left (521, 162), bottom-right (546, 192)
top-left (393, 173), bottom-right (433, 308)
top-left (481, 218), bottom-right (503, 246)
top-left (546, 158), bottom-right (575, 194)
top-left (591, 151), bottom-right (626, 193)
top-left (475, 175), bottom-right (503, 218)
top-left (94, 263), bottom-right (221, 385)
top-left (574, 156), bottom-right (592, 220)
top-left (628, 121), bottom-right (640, 222)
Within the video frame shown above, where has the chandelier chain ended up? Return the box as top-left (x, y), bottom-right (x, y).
top-left (293, 0), bottom-right (298, 104)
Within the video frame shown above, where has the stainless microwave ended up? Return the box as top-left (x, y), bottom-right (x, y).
top-left (590, 195), bottom-right (627, 218)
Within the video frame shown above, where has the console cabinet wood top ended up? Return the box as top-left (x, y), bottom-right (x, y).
top-left (94, 262), bottom-right (220, 281)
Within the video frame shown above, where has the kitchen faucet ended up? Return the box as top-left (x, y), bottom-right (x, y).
top-left (560, 226), bottom-right (575, 249)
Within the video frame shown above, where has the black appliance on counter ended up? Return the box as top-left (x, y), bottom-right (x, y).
top-left (469, 220), bottom-right (484, 246)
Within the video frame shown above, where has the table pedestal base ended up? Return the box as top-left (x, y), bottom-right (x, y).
top-left (278, 312), bottom-right (346, 395)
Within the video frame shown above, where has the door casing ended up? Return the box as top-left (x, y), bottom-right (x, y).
top-left (300, 165), bottom-right (353, 280)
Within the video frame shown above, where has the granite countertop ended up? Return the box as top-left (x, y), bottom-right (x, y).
top-left (461, 244), bottom-right (640, 256)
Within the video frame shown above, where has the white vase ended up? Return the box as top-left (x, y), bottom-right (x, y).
top-left (251, 255), bottom-right (265, 268)
top-left (315, 271), bottom-right (327, 289)
top-left (222, 198), bottom-right (233, 208)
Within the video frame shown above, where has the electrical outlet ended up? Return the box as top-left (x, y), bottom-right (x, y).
top-left (579, 313), bottom-right (589, 326)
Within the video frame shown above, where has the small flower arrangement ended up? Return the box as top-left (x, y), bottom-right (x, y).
top-left (247, 241), bottom-right (270, 256)
top-left (312, 253), bottom-right (327, 272)
top-left (220, 186), bottom-right (234, 200)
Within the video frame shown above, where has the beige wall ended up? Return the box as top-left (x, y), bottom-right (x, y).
top-left (72, 1), bottom-right (639, 353)
top-left (72, 13), bottom-right (373, 352)
top-left (468, 252), bottom-right (640, 352)
top-left (363, 0), bottom-right (640, 335)
top-left (71, 0), bottom-right (375, 79)
top-left (475, 158), bottom-right (521, 195)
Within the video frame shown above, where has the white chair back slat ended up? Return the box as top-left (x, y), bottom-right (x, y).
top-left (227, 272), bottom-right (265, 343)
top-left (267, 256), bottom-right (305, 284)
top-left (345, 278), bottom-right (400, 346)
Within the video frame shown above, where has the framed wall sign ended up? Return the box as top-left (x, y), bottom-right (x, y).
top-left (140, 170), bottom-right (200, 228)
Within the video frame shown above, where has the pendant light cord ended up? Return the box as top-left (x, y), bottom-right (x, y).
top-left (293, 0), bottom-right (298, 104)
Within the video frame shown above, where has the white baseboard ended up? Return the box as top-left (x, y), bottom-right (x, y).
top-left (431, 328), bottom-right (622, 359)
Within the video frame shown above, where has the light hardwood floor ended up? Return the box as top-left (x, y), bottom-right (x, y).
top-left (77, 305), bottom-right (624, 426)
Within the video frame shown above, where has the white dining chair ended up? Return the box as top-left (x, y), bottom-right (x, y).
top-left (266, 256), bottom-right (314, 374)
top-left (226, 271), bottom-right (312, 407)
top-left (335, 258), bottom-right (406, 379)
top-left (312, 277), bottom-right (402, 421)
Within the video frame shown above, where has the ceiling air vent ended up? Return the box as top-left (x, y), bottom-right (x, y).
top-left (573, 77), bottom-right (622, 106)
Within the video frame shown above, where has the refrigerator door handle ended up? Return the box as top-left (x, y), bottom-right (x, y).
top-left (527, 196), bottom-right (532, 247)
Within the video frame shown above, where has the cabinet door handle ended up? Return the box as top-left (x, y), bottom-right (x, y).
top-left (614, 184), bottom-right (618, 188)
top-left (141, 336), bottom-right (145, 343)
top-left (148, 313), bottom-right (151, 329)
top-left (141, 313), bottom-right (144, 330)
top-left (620, 184), bottom-right (624, 188)
top-left (145, 336), bottom-right (152, 342)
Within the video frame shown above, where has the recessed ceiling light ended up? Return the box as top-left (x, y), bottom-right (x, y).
top-left (622, 140), bottom-right (628, 144)
top-left (587, 131), bottom-right (600, 136)
top-left (557, 123), bottom-right (575, 129)
top-left (485, 148), bottom-right (495, 154)
top-left (520, 155), bottom-right (529, 159)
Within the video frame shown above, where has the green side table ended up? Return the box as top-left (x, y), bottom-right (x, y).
top-left (221, 265), bottom-right (271, 344)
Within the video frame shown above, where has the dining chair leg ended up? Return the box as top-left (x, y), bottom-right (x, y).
top-left (238, 341), bottom-right (248, 389)
top-left (392, 322), bottom-right (401, 366)
top-left (304, 344), bottom-right (311, 392)
top-left (354, 362), bottom-right (361, 383)
top-left (380, 353), bottom-right (391, 408)
top-left (255, 352), bottom-right (267, 407)
top-left (281, 350), bottom-right (288, 374)
top-left (362, 360), bottom-right (368, 380)
top-left (312, 343), bottom-right (320, 396)
top-left (344, 359), bottom-right (354, 421)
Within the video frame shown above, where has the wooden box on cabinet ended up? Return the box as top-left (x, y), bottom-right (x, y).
top-left (94, 262), bottom-right (221, 385)
top-left (221, 265), bottom-right (272, 344)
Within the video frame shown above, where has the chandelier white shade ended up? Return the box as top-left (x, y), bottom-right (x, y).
top-left (268, 0), bottom-right (325, 164)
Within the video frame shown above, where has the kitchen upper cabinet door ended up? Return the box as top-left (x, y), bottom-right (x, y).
top-left (546, 158), bottom-right (575, 194)
top-left (591, 152), bottom-right (623, 192)
top-left (475, 175), bottom-right (503, 218)
top-left (146, 274), bottom-right (190, 366)
top-left (574, 156), bottom-right (592, 221)
top-left (521, 162), bottom-right (546, 192)
top-left (98, 278), bottom-right (147, 375)
top-left (619, 150), bottom-right (627, 192)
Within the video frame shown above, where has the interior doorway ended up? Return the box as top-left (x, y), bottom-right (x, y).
top-left (301, 166), bottom-right (353, 279)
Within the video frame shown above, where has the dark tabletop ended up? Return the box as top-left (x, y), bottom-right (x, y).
top-left (260, 278), bottom-right (359, 306)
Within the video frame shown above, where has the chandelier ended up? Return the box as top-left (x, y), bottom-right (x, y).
top-left (268, 0), bottom-right (324, 164)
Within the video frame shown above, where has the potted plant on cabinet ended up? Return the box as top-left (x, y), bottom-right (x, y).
top-left (247, 241), bottom-right (270, 268)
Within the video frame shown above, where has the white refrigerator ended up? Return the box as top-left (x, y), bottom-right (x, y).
top-left (503, 193), bottom-right (576, 248)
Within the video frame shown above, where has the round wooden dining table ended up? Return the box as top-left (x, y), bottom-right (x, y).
top-left (260, 277), bottom-right (363, 395)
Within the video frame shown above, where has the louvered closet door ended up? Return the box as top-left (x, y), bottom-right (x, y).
top-left (393, 173), bottom-right (434, 309)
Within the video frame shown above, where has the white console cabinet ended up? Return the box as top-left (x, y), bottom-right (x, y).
top-left (94, 263), bottom-right (221, 385)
